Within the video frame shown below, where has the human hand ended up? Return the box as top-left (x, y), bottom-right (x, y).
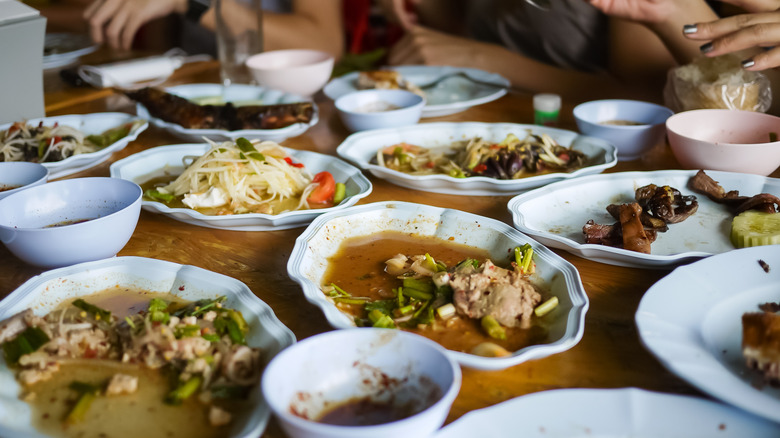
top-left (84, 0), bottom-right (187, 50)
top-left (714, 0), bottom-right (780, 13)
top-left (387, 26), bottom-right (499, 66)
top-left (376, 0), bottom-right (421, 30)
top-left (684, 10), bottom-right (780, 71)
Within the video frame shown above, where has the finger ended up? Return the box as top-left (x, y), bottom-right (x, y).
top-left (122, 10), bottom-right (150, 51)
top-left (743, 45), bottom-right (780, 70)
top-left (83, 0), bottom-right (103, 20)
top-left (105, 6), bottom-right (131, 50)
top-left (701, 22), bottom-right (780, 58)
top-left (715, 0), bottom-right (780, 14)
top-left (684, 12), bottom-right (780, 40)
top-left (88, 0), bottom-right (122, 44)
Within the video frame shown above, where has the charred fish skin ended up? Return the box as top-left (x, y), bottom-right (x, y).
top-left (120, 87), bottom-right (314, 131)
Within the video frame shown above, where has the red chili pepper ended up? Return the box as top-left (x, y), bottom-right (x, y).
top-left (284, 157), bottom-right (305, 168)
top-left (473, 164), bottom-right (488, 173)
top-left (52, 136), bottom-right (62, 144)
top-left (425, 161), bottom-right (435, 168)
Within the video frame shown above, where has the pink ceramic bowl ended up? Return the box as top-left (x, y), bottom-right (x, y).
top-left (666, 109), bottom-right (780, 176)
top-left (246, 49), bottom-right (334, 96)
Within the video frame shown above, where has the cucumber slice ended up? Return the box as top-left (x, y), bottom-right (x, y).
top-left (731, 210), bottom-right (780, 248)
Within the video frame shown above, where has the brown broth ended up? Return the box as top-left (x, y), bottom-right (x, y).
top-left (321, 231), bottom-right (549, 353)
top-left (28, 361), bottom-right (226, 438)
top-left (317, 396), bottom-right (421, 426)
top-left (45, 219), bottom-right (92, 228)
top-left (599, 119), bottom-right (645, 126)
top-left (22, 288), bottom-right (242, 438)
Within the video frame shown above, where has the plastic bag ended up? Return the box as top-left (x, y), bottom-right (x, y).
top-left (663, 54), bottom-right (772, 113)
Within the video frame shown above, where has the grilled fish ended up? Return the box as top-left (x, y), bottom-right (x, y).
top-left (121, 87), bottom-right (315, 130)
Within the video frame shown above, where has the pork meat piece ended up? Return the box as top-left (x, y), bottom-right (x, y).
top-left (450, 260), bottom-right (541, 328)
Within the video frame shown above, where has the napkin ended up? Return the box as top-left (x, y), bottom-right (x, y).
top-left (77, 48), bottom-right (211, 89)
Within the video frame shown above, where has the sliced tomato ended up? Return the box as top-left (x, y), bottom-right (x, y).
top-left (472, 164), bottom-right (487, 173)
top-left (308, 171), bottom-right (336, 203)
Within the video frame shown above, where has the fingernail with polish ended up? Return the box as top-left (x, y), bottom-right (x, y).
top-left (700, 42), bottom-right (714, 54)
top-left (742, 59), bottom-right (756, 69)
top-left (683, 24), bottom-right (698, 34)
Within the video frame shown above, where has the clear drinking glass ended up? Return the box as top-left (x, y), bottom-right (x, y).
top-left (215, 0), bottom-right (264, 86)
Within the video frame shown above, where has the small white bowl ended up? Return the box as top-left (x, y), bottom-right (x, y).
top-left (666, 108), bottom-right (780, 176)
top-left (0, 162), bottom-right (48, 200)
top-left (246, 49), bottom-right (334, 96)
top-left (0, 177), bottom-right (142, 268)
top-left (335, 89), bottom-right (425, 132)
top-left (573, 99), bottom-right (673, 160)
top-left (262, 328), bottom-right (461, 438)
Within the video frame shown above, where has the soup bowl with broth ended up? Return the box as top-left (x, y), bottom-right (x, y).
top-left (573, 99), bottom-right (674, 160)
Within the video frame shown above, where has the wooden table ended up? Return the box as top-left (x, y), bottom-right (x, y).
top-left (5, 59), bottom-right (777, 436)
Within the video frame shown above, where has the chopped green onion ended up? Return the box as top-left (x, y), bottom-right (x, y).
top-left (436, 303), bottom-right (456, 320)
top-left (72, 299), bottom-right (112, 322)
top-left (399, 286), bottom-right (433, 301)
top-left (481, 315), bottom-right (506, 340)
top-left (174, 325), bottom-right (201, 339)
top-left (66, 381), bottom-right (102, 423)
top-left (2, 326), bottom-right (50, 365)
top-left (165, 376), bottom-right (202, 405)
top-left (402, 277), bottom-right (434, 294)
top-left (534, 296), bottom-right (559, 317)
top-left (334, 297), bottom-right (370, 305)
top-left (124, 316), bottom-right (136, 329)
top-left (368, 309), bottom-right (396, 329)
top-left (202, 333), bottom-right (220, 342)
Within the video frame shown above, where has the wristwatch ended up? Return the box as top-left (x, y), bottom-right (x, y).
top-left (185, 0), bottom-right (210, 22)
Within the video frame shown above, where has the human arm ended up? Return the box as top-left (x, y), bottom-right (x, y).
top-left (200, 0), bottom-right (344, 59)
top-left (387, 24), bottom-right (672, 102)
top-left (586, 0), bottom-right (718, 64)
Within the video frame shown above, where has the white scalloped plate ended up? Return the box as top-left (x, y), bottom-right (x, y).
top-left (109, 143), bottom-right (372, 231)
top-left (324, 65), bottom-right (509, 117)
top-left (508, 170), bottom-right (780, 268)
top-left (0, 113), bottom-right (148, 180)
top-left (435, 388), bottom-right (780, 437)
top-left (637, 246), bottom-right (780, 424)
top-left (336, 122), bottom-right (617, 196)
top-left (135, 83), bottom-right (318, 142)
top-left (286, 201), bottom-right (588, 370)
top-left (0, 256), bottom-right (296, 438)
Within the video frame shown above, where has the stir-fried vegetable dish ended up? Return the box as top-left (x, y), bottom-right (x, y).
top-left (143, 138), bottom-right (347, 215)
top-left (0, 120), bottom-right (144, 163)
top-left (0, 292), bottom-right (262, 431)
top-left (374, 132), bottom-right (587, 180)
top-left (322, 233), bottom-right (559, 357)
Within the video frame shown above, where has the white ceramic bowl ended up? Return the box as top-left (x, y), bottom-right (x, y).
top-left (262, 328), bottom-right (461, 438)
top-left (0, 177), bottom-right (142, 267)
top-left (335, 89), bottom-right (425, 132)
top-left (573, 99), bottom-right (673, 160)
top-left (666, 109), bottom-right (780, 176)
top-left (246, 49), bottom-right (334, 96)
top-left (0, 162), bottom-right (48, 200)
top-left (287, 201), bottom-right (589, 370)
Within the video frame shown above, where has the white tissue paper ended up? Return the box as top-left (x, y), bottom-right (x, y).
top-left (77, 49), bottom-right (211, 88)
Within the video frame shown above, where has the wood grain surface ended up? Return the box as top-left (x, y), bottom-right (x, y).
top-left (5, 58), bottom-right (777, 437)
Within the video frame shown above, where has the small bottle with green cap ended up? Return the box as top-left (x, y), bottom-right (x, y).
top-left (533, 93), bottom-right (561, 127)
